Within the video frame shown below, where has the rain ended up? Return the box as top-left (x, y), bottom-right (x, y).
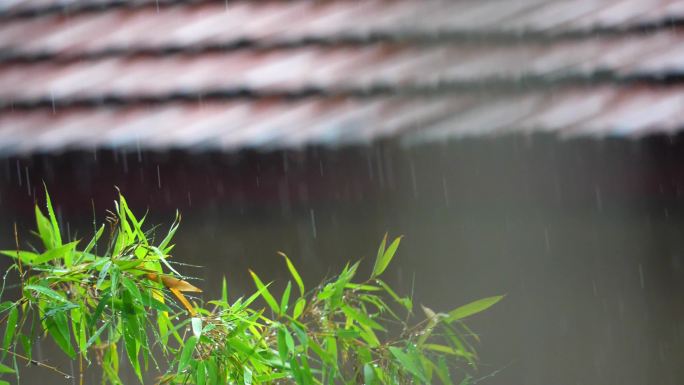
top-left (0, 1), bottom-right (682, 385)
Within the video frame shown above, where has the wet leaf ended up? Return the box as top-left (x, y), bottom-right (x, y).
top-left (371, 234), bottom-right (402, 278)
top-left (445, 295), bottom-right (504, 322)
top-left (249, 270), bottom-right (279, 314)
top-left (2, 306), bottom-right (18, 359)
top-left (279, 252), bottom-right (304, 296)
top-left (191, 317), bottom-right (202, 338)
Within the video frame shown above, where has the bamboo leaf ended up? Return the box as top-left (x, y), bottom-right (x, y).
top-left (177, 336), bottom-right (198, 375)
top-left (364, 363), bottom-right (376, 385)
top-left (191, 317), bottom-right (202, 339)
top-left (371, 235), bottom-right (402, 278)
top-left (2, 306), bottom-right (18, 359)
top-left (0, 250), bottom-right (38, 265)
top-left (83, 224), bottom-right (105, 254)
top-left (25, 284), bottom-right (73, 305)
top-left (34, 204), bottom-right (54, 250)
top-left (45, 312), bottom-right (75, 359)
top-left (82, 322), bottom-right (108, 354)
top-left (145, 273), bottom-right (201, 293)
top-left (341, 305), bottom-right (385, 331)
top-left (33, 240), bottom-right (79, 265)
top-left (279, 252), bottom-right (304, 297)
top-left (158, 211), bottom-right (180, 253)
top-left (445, 295), bottom-right (504, 323)
top-left (436, 356), bottom-right (454, 385)
top-left (249, 270), bottom-right (280, 314)
top-left (280, 281), bottom-right (292, 315)
top-left (292, 298), bottom-right (306, 320)
top-left (388, 347), bottom-right (427, 383)
top-left (44, 188), bottom-right (62, 248)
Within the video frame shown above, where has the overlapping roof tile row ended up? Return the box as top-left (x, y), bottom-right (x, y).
top-left (1, 0), bottom-right (683, 153)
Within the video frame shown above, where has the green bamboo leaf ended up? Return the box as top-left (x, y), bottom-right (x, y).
top-left (123, 314), bottom-right (142, 382)
top-left (445, 295), bottom-right (504, 322)
top-left (195, 361), bottom-right (206, 385)
top-left (44, 188), bottom-right (62, 248)
top-left (388, 347), bottom-right (427, 383)
top-left (119, 194), bottom-right (148, 246)
top-left (206, 359), bottom-right (218, 385)
top-left (2, 306), bottom-right (18, 358)
top-left (364, 363), bottom-right (376, 385)
top-left (243, 366), bottom-right (253, 385)
top-left (19, 334), bottom-right (32, 361)
top-left (292, 298), bottom-right (306, 320)
top-left (249, 270), bottom-right (280, 314)
top-left (191, 317), bottom-right (203, 339)
top-left (376, 279), bottom-right (412, 311)
top-left (436, 356), bottom-right (454, 385)
top-left (121, 277), bottom-right (143, 306)
top-left (140, 291), bottom-right (171, 312)
top-left (45, 312), bottom-right (75, 359)
top-left (25, 284), bottom-right (73, 305)
top-left (82, 321), bottom-right (108, 354)
top-left (279, 252), bottom-right (304, 297)
top-left (371, 234), bottom-right (402, 278)
top-left (423, 344), bottom-right (463, 355)
top-left (177, 336), bottom-right (198, 375)
top-left (280, 281), bottom-right (292, 315)
top-left (277, 327), bottom-right (289, 364)
top-left (83, 224), bottom-right (105, 254)
top-left (0, 250), bottom-right (38, 265)
top-left (370, 234), bottom-right (387, 279)
top-left (158, 211), bottom-right (180, 253)
top-left (0, 363), bottom-right (14, 374)
top-left (32, 240), bottom-right (79, 265)
top-left (34, 204), bottom-right (54, 249)
top-left (96, 261), bottom-right (111, 289)
top-left (341, 305), bottom-right (385, 331)
top-left (325, 335), bottom-right (337, 362)
top-left (76, 309), bottom-right (87, 356)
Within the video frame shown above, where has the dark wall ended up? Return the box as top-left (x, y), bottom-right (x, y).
top-left (2, 133), bottom-right (684, 385)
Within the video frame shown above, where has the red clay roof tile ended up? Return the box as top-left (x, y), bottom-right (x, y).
top-left (0, 0), bottom-right (683, 153)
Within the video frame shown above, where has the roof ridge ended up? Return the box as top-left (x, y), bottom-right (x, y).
top-left (3, 19), bottom-right (684, 64)
top-left (3, 71), bottom-right (683, 112)
top-left (0, 0), bottom-right (199, 20)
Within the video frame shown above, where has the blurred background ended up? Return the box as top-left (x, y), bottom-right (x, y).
top-left (2, 0), bottom-right (684, 384)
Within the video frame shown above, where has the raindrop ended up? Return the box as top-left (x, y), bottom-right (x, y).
top-left (157, 165), bottom-right (162, 189)
top-left (409, 159), bottom-right (418, 198)
top-left (136, 140), bottom-right (142, 162)
top-left (310, 209), bottom-right (317, 239)
top-left (15, 160), bottom-right (21, 187)
top-left (122, 151), bottom-right (129, 174)
top-left (543, 227), bottom-right (551, 253)
top-left (25, 166), bottom-right (30, 196)
top-left (594, 185), bottom-right (603, 212)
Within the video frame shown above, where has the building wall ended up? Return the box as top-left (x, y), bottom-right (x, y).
top-left (1, 134), bottom-right (684, 384)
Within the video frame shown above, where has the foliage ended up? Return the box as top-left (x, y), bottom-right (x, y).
top-left (0, 190), bottom-right (503, 385)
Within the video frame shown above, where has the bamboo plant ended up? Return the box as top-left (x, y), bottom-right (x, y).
top-left (0, 190), bottom-right (502, 385)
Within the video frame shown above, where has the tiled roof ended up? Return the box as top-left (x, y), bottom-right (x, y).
top-left (1, 0), bottom-right (684, 153)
